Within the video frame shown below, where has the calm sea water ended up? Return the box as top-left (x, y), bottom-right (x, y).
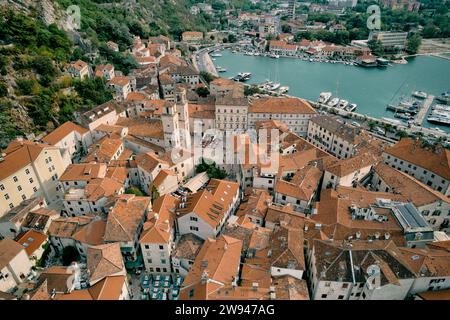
top-left (213, 49), bottom-right (450, 133)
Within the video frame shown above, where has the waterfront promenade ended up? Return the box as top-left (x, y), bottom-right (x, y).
top-left (310, 100), bottom-right (449, 140)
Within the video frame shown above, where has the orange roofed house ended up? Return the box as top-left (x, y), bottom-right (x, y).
top-left (139, 194), bottom-right (178, 274)
top-left (307, 239), bottom-right (417, 300)
top-left (179, 235), bottom-right (243, 300)
top-left (176, 179), bottom-right (240, 240)
top-left (0, 239), bottom-right (33, 292)
top-left (107, 76), bottom-right (136, 101)
top-left (62, 177), bottom-right (124, 216)
top-left (104, 194), bottom-right (151, 266)
top-left (41, 121), bottom-right (93, 161)
top-left (67, 60), bottom-right (90, 80)
top-left (248, 97), bottom-right (317, 136)
top-left (95, 64), bottom-right (115, 80)
top-left (269, 40), bottom-right (298, 56)
top-left (0, 139), bottom-right (71, 217)
top-left (382, 138), bottom-right (450, 196)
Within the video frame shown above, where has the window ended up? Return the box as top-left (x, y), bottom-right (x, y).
top-left (362, 292), bottom-right (366, 299)
top-left (321, 294), bottom-right (327, 299)
top-left (25, 169), bottom-right (30, 174)
top-left (342, 283), bottom-right (349, 289)
top-left (189, 289), bottom-right (195, 298)
top-left (432, 210), bottom-right (441, 216)
top-left (21, 195), bottom-right (26, 200)
top-left (13, 176), bottom-right (18, 182)
top-left (190, 226), bottom-right (199, 231)
top-left (33, 187), bottom-right (37, 192)
top-left (144, 245), bottom-right (149, 250)
top-left (161, 259), bottom-right (167, 264)
top-left (147, 259), bottom-right (152, 263)
top-left (29, 178), bottom-right (33, 184)
top-left (17, 186), bottom-right (22, 191)
top-left (338, 295), bottom-right (344, 300)
top-left (190, 216), bottom-right (198, 222)
top-left (281, 195), bottom-right (286, 201)
top-left (0, 184), bottom-right (4, 190)
top-left (4, 194), bottom-right (9, 200)
top-left (159, 245), bottom-right (164, 250)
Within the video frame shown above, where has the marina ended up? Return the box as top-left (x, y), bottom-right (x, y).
top-left (213, 49), bottom-right (450, 133)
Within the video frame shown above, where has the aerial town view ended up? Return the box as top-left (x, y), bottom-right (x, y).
top-left (0, 0), bottom-right (449, 309)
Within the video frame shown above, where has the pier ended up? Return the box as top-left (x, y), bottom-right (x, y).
top-left (415, 94), bottom-right (435, 125)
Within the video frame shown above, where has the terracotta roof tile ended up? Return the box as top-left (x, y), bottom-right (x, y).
top-left (385, 138), bottom-right (450, 180)
top-left (249, 97), bottom-right (316, 114)
top-left (104, 194), bottom-right (150, 242)
top-left (15, 230), bottom-right (48, 256)
top-left (41, 121), bottom-right (88, 145)
top-left (87, 243), bottom-right (125, 284)
top-left (0, 239), bottom-right (26, 270)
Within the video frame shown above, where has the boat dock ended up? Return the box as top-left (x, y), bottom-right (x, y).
top-left (416, 94), bottom-right (435, 124)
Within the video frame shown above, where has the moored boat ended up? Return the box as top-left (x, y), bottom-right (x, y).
top-left (328, 98), bottom-right (339, 107)
top-left (427, 116), bottom-right (450, 126)
top-left (338, 99), bottom-right (349, 109)
top-left (432, 104), bottom-right (450, 112)
top-left (435, 91), bottom-right (450, 104)
top-left (269, 83), bottom-right (280, 90)
top-left (345, 103), bottom-right (357, 112)
top-left (318, 92), bottom-right (332, 104)
top-left (412, 91), bottom-right (427, 99)
top-left (278, 86), bottom-right (289, 94)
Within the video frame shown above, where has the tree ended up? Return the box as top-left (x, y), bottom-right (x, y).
top-left (196, 87), bottom-right (209, 97)
top-left (294, 31), bottom-right (313, 41)
top-left (396, 130), bottom-right (408, 139)
top-left (367, 39), bottom-right (384, 56)
top-left (196, 158), bottom-right (227, 179)
top-left (200, 71), bottom-right (216, 84)
top-left (62, 246), bottom-right (80, 266)
top-left (281, 25), bottom-right (292, 33)
top-left (227, 34), bottom-right (237, 43)
top-left (244, 85), bottom-right (261, 96)
top-left (0, 81), bottom-right (8, 98)
top-left (406, 34), bottom-right (421, 54)
top-left (125, 186), bottom-right (145, 196)
top-left (150, 185), bottom-right (160, 201)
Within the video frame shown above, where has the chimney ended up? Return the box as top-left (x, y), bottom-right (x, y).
top-left (201, 270), bottom-right (209, 284)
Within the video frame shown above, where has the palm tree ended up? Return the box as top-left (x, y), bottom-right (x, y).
top-left (395, 130), bottom-right (408, 139)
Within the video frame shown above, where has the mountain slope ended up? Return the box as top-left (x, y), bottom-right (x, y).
top-left (0, 0), bottom-right (213, 147)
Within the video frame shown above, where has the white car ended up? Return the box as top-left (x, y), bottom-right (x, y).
top-left (351, 121), bottom-right (361, 127)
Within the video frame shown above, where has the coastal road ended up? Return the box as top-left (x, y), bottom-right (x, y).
top-left (192, 43), bottom-right (239, 77)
